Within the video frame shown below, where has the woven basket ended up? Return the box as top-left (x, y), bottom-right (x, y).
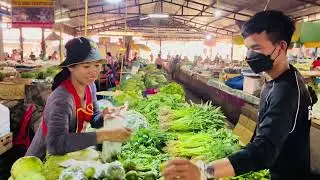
top-left (0, 82), bottom-right (25, 100)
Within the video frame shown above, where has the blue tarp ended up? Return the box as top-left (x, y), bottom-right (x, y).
top-left (225, 75), bottom-right (244, 90)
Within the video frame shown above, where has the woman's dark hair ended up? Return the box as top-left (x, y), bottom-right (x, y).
top-left (107, 52), bottom-right (112, 57)
top-left (52, 67), bottom-right (70, 91)
top-left (52, 37), bottom-right (92, 91)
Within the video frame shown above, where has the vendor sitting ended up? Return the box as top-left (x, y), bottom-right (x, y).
top-left (312, 57), bottom-right (320, 70)
top-left (29, 52), bottom-right (36, 61)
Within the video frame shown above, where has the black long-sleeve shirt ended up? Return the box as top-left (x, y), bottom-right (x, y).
top-left (228, 65), bottom-right (313, 180)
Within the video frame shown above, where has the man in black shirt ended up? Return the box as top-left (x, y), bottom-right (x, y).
top-left (163, 10), bottom-right (318, 180)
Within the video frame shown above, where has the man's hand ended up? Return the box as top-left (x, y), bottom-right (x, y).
top-left (162, 159), bottom-right (201, 180)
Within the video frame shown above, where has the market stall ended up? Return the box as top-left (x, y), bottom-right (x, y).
top-left (6, 65), bottom-right (272, 180)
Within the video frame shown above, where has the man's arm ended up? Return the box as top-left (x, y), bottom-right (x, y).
top-left (163, 83), bottom-right (297, 179)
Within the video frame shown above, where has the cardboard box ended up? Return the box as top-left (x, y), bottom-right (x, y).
top-left (233, 114), bottom-right (256, 145)
top-left (0, 132), bottom-right (12, 155)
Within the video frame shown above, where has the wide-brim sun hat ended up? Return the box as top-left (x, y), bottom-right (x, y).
top-left (59, 37), bottom-right (104, 67)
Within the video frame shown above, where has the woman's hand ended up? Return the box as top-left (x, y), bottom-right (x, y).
top-left (96, 127), bottom-right (132, 143)
top-left (102, 106), bottom-right (126, 120)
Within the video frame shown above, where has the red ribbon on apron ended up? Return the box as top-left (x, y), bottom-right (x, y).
top-left (42, 79), bottom-right (93, 136)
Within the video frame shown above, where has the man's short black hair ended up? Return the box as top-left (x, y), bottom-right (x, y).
top-left (241, 10), bottom-right (295, 48)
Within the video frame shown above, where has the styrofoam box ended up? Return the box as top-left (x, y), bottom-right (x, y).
top-left (243, 76), bottom-right (262, 95)
top-left (0, 126), bottom-right (10, 137)
top-left (0, 104), bottom-right (10, 136)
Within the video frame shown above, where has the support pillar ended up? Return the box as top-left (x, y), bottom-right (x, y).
top-left (0, 16), bottom-right (4, 61)
top-left (19, 27), bottom-right (23, 62)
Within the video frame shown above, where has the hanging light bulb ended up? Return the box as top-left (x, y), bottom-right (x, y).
top-left (106, 0), bottom-right (122, 3)
top-left (206, 34), bottom-right (212, 40)
top-left (214, 10), bottom-right (222, 17)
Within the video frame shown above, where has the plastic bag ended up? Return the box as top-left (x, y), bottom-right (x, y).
top-left (101, 111), bottom-right (125, 163)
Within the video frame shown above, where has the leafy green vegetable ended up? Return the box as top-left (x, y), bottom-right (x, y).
top-left (20, 67), bottom-right (60, 80)
top-left (166, 129), bottom-right (239, 161)
top-left (132, 93), bottom-right (186, 126)
top-left (125, 171), bottom-right (139, 180)
top-left (159, 102), bottom-right (226, 132)
top-left (11, 156), bottom-right (44, 178)
top-left (145, 73), bottom-right (168, 89)
top-left (113, 90), bottom-right (143, 107)
top-left (123, 160), bottom-right (137, 172)
top-left (230, 169), bottom-right (270, 180)
top-left (118, 128), bottom-right (172, 178)
top-left (142, 171), bottom-right (157, 180)
top-left (160, 82), bottom-right (185, 97)
top-left (20, 71), bottom-right (37, 79)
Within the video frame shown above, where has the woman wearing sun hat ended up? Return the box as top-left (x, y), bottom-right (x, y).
top-left (26, 37), bottom-right (132, 160)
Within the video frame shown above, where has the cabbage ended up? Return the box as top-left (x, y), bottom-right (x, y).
top-left (67, 148), bottom-right (100, 161)
top-left (59, 166), bottom-right (85, 180)
top-left (11, 156), bottom-right (44, 178)
top-left (104, 161), bottom-right (125, 180)
top-left (15, 171), bottom-right (46, 180)
top-left (44, 155), bottom-right (69, 180)
top-left (44, 148), bottom-right (100, 180)
top-left (124, 110), bottom-right (149, 131)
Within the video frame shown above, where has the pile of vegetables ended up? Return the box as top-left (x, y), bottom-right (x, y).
top-left (59, 161), bottom-right (125, 180)
top-left (159, 102), bottom-right (226, 132)
top-left (159, 82), bottom-right (185, 97)
top-left (20, 67), bottom-right (60, 80)
top-left (132, 92), bottom-right (186, 126)
top-left (144, 73), bottom-right (168, 89)
top-left (43, 148), bottom-right (100, 180)
top-left (118, 128), bottom-right (172, 179)
top-left (166, 129), bottom-right (239, 161)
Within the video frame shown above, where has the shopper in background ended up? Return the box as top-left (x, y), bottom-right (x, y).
top-left (106, 52), bottom-right (117, 88)
top-left (29, 52), bottom-right (36, 61)
top-left (312, 57), bottom-right (320, 69)
top-left (39, 50), bottom-right (45, 60)
top-left (155, 54), bottom-right (162, 69)
top-left (26, 37), bottom-right (131, 160)
top-left (163, 10), bottom-right (318, 180)
top-left (150, 53), bottom-right (154, 63)
top-left (11, 49), bottom-right (20, 61)
top-left (172, 55), bottom-right (181, 79)
top-left (51, 51), bottom-right (58, 60)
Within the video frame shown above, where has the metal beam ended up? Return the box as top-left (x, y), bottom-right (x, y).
top-left (173, 17), bottom-right (235, 33)
top-left (198, 0), bottom-right (261, 31)
top-left (75, 12), bottom-right (216, 16)
top-left (185, 0), bottom-right (216, 23)
top-left (67, 0), bottom-right (250, 22)
top-left (293, 11), bottom-right (320, 20)
top-left (68, 0), bottom-right (161, 19)
top-left (161, 0), bottom-right (246, 21)
top-left (184, 0), bottom-right (252, 17)
top-left (297, 0), bottom-right (320, 6)
top-left (77, 16), bottom-right (140, 30)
